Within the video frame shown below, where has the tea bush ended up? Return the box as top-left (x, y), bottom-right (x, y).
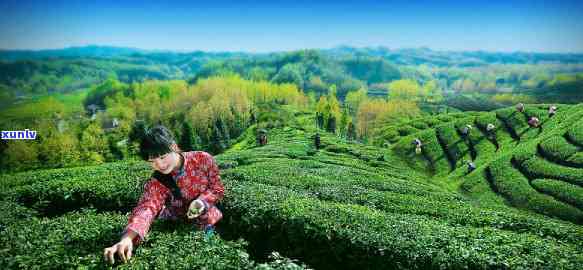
top-left (223, 181), bottom-right (583, 270)
top-left (531, 179), bottom-right (583, 210)
top-left (486, 158), bottom-right (583, 224)
top-left (0, 205), bottom-right (306, 269)
top-left (567, 121), bottom-right (583, 146)
top-left (538, 136), bottom-right (578, 163)
top-left (517, 155), bottom-right (583, 187)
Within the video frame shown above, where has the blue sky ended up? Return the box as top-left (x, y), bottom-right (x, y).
top-left (1, 0), bottom-right (582, 53)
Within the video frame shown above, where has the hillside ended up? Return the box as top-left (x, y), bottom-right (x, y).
top-left (3, 46), bottom-right (583, 111)
top-left (388, 104), bottom-right (583, 225)
top-left (1, 105), bottom-right (582, 269)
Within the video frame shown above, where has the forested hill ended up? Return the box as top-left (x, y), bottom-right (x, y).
top-left (0, 45), bottom-right (250, 61)
top-left (2, 45), bottom-right (583, 109)
top-left (0, 45), bottom-right (148, 60)
top-left (3, 45), bottom-right (583, 65)
top-left (323, 46), bottom-right (583, 66)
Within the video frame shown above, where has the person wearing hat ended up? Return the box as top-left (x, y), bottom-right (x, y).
top-left (460, 124), bottom-right (473, 139)
top-left (412, 138), bottom-right (423, 155)
top-left (466, 161), bottom-right (477, 174)
top-left (257, 129), bottom-right (268, 146)
top-left (103, 125), bottom-right (224, 265)
top-left (548, 105), bottom-right (557, 118)
top-left (486, 123), bottom-right (495, 133)
top-left (516, 103), bottom-right (525, 113)
top-left (528, 117), bottom-right (540, 128)
top-left (313, 132), bottom-right (321, 150)
top-left (486, 123), bottom-right (500, 151)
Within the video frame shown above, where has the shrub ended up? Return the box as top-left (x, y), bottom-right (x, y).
top-left (397, 125), bottom-right (418, 136)
top-left (224, 165), bottom-right (583, 244)
top-left (435, 123), bottom-right (470, 169)
top-left (567, 121), bottom-right (583, 146)
top-left (0, 208), bottom-right (305, 269)
top-left (487, 158), bottom-right (583, 224)
top-left (223, 181), bottom-right (583, 270)
top-left (531, 179), bottom-right (583, 210)
top-left (411, 121), bottom-right (429, 130)
top-left (8, 163), bottom-right (150, 216)
top-left (393, 130), bottom-right (450, 174)
top-left (538, 136), bottom-right (578, 162)
top-left (567, 152), bottom-right (583, 166)
top-left (518, 156), bottom-right (583, 187)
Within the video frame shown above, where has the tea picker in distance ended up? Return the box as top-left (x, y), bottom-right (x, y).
top-left (486, 123), bottom-right (494, 131)
top-left (528, 117), bottom-right (540, 128)
top-left (412, 138), bottom-right (422, 155)
top-left (313, 132), bottom-right (321, 150)
top-left (516, 103), bottom-right (525, 113)
top-left (257, 128), bottom-right (268, 146)
top-left (466, 161), bottom-right (477, 174)
top-left (460, 124), bottom-right (472, 140)
top-left (104, 125), bottom-right (225, 265)
top-left (486, 123), bottom-right (500, 151)
top-left (548, 105), bottom-right (557, 118)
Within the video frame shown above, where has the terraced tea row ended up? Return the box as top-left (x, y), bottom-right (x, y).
top-left (393, 104), bottom-right (583, 224)
top-left (223, 180), bottom-right (583, 270)
top-left (486, 156), bottom-right (583, 224)
top-left (465, 104), bottom-right (583, 224)
top-left (2, 104), bottom-right (582, 269)
top-left (0, 200), bottom-right (303, 269)
top-left (222, 160), bottom-right (583, 244)
top-left (538, 136), bottom-right (583, 168)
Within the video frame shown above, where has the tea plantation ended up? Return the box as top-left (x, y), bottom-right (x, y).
top-left (1, 104), bottom-right (582, 269)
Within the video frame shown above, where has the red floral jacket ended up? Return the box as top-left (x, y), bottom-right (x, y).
top-left (123, 151), bottom-right (224, 245)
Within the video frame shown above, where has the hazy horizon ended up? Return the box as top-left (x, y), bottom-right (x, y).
top-left (1, 0), bottom-right (583, 53)
top-left (4, 44), bottom-right (583, 55)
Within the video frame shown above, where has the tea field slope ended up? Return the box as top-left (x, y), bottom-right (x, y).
top-left (0, 163), bottom-right (306, 269)
top-left (1, 105), bottom-right (582, 269)
top-left (390, 104), bottom-right (583, 225)
top-left (214, 114), bottom-right (583, 269)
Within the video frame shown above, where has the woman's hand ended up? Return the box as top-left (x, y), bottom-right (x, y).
top-left (187, 199), bottom-right (207, 219)
top-left (103, 232), bottom-right (135, 264)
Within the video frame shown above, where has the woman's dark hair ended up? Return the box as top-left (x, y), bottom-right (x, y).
top-left (139, 125), bottom-right (176, 160)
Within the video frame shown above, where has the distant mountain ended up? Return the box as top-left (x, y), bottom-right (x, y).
top-left (0, 45), bottom-right (259, 62)
top-left (323, 46), bottom-right (583, 66)
top-left (0, 45), bottom-right (150, 61)
top-left (3, 45), bottom-right (583, 65)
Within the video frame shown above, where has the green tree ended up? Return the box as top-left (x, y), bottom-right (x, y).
top-left (316, 112), bottom-right (324, 129)
top-left (345, 87), bottom-right (368, 115)
top-left (325, 85), bottom-right (342, 130)
top-left (38, 132), bottom-right (80, 168)
top-left (180, 121), bottom-right (201, 151)
top-left (1, 141), bottom-right (38, 172)
top-left (84, 78), bottom-right (127, 108)
top-left (326, 115), bottom-right (337, 133)
top-left (346, 121), bottom-right (356, 141)
top-left (307, 76), bottom-right (328, 94)
top-left (422, 80), bottom-right (443, 103)
top-left (339, 109), bottom-right (350, 138)
top-left (80, 123), bottom-right (109, 164)
top-left (388, 79), bottom-right (421, 101)
top-left (209, 118), bottom-right (229, 154)
top-left (271, 63), bottom-right (304, 88)
top-left (248, 67), bottom-right (270, 81)
top-left (316, 96), bottom-right (328, 124)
